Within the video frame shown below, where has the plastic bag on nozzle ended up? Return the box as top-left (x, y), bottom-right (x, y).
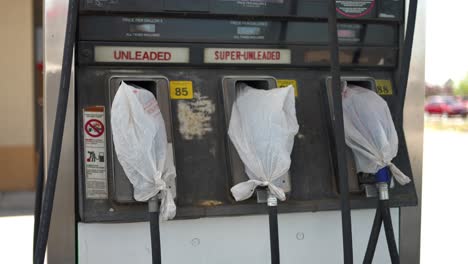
top-left (342, 85), bottom-right (411, 185)
top-left (111, 82), bottom-right (176, 220)
top-left (228, 85), bottom-right (299, 202)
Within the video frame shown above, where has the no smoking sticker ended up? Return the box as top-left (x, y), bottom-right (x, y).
top-left (85, 119), bottom-right (105, 138)
top-left (83, 106), bottom-right (108, 199)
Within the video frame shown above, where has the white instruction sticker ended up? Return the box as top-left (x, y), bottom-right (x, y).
top-left (83, 106), bottom-right (108, 199)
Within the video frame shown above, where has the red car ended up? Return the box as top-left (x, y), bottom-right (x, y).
top-left (425, 96), bottom-right (467, 117)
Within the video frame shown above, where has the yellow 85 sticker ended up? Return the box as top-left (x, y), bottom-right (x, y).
top-left (277, 79), bottom-right (298, 97)
top-left (170, 81), bottom-right (193, 99)
top-left (375, 80), bottom-right (393, 96)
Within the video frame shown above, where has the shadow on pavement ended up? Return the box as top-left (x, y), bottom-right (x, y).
top-left (0, 191), bottom-right (35, 217)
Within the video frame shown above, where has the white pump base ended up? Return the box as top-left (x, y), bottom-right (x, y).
top-left (78, 209), bottom-right (399, 264)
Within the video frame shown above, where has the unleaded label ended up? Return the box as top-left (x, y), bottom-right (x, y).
top-left (94, 46), bottom-right (190, 63)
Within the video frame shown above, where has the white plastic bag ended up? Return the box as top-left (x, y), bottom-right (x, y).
top-left (342, 85), bottom-right (411, 185)
top-left (229, 85), bottom-right (299, 201)
top-left (111, 82), bottom-right (176, 220)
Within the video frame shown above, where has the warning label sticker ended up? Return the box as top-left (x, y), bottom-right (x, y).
top-left (83, 106), bottom-right (108, 199)
top-left (336, 0), bottom-right (375, 18)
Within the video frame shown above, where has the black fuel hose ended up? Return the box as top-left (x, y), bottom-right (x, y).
top-left (363, 205), bottom-right (382, 264)
top-left (381, 203), bottom-right (399, 264)
top-left (327, 0), bottom-right (354, 263)
top-left (33, 0), bottom-right (78, 263)
top-left (268, 203), bottom-right (280, 264)
top-left (363, 0), bottom-right (419, 263)
top-left (386, 0), bottom-right (418, 262)
top-left (397, 0), bottom-right (419, 122)
top-left (149, 198), bottom-right (162, 264)
top-left (363, 200), bottom-right (400, 264)
top-left (33, 132), bottom-right (44, 257)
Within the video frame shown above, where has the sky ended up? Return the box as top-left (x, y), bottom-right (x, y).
top-left (425, 0), bottom-right (468, 85)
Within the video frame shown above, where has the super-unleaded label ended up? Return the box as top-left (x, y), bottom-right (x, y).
top-left (204, 48), bottom-right (291, 64)
top-left (83, 106), bottom-right (108, 199)
top-left (336, 0), bottom-right (375, 18)
top-left (94, 46), bottom-right (190, 63)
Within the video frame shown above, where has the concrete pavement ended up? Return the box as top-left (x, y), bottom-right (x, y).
top-left (0, 129), bottom-right (465, 263)
top-left (420, 129), bottom-right (468, 263)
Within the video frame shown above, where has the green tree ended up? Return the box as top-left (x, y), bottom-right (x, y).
top-left (455, 73), bottom-right (468, 96)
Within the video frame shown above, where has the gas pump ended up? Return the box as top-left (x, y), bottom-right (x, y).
top-left (37, 0), bottom-right (422, 263)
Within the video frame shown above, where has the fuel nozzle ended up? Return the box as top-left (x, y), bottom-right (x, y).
top-left (267, 192), bottom-right (278, 207)
top-left (148, 196), bottom-right (159, 213)
top-left (375, 167), bottom-right (391, 201)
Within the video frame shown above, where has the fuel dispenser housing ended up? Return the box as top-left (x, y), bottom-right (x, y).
top-left (40, 0), bottom-right (426, 262)
top-left (76, 1), bottom-right (417, 224)
top-left (33, 0), bottom-right (428, 262)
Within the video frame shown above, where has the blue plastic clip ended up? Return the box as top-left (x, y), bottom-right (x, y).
top-left (375, 167), bottom-right (391, 183)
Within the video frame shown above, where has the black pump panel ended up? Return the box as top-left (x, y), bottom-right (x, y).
top-left (76, 0), bottom-right (417, 222)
